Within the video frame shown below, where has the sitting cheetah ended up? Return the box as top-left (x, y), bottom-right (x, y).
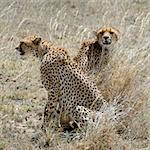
top-left (74, 27), bottom-right (120, 75)
top-left (16, 35), bottom-right (106, 131)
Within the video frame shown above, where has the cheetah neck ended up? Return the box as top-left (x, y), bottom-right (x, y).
top-left (38, 40), bottom-right (53, 61)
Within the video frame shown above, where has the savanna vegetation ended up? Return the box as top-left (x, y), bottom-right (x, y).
top-left (0, 0), bottom-right (149, 149)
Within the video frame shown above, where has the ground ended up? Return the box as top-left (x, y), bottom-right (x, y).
top-left (0, 0), bottom-right (150, 149)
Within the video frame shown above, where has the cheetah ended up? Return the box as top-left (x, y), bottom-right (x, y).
top-left (15, 35), bottom-right (106, 131)
top-left (74, 27), bottom-right (120, 75)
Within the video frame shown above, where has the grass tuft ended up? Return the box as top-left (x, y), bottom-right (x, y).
top-left (0, 0), bottom-right (149, 149)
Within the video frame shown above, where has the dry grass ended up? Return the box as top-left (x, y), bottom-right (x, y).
top-left (0, 0), bottom-right (150, 149)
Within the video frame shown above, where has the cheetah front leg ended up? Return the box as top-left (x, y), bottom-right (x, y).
top-left (41, 92), bottom-right (61, 133)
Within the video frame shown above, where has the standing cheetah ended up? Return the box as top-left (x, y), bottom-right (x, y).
top-left (74, 27), bottom-right (120, 75)
top-left (16, 35), bottom-right (106, 131)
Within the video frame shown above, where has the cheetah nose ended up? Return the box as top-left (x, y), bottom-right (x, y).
top-left (15, 47), bottom-right (19, 50)
top-left (15, 47), bottom-right (25, 55)
top-left (103, 36), bottom-right (109, 40)
top-left (102, 36), bottom-right (112, 45)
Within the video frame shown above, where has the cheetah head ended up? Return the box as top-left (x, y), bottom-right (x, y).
top-left (15, 35), bottom-right (42, 57)
top-left (94, 27), bottom-right (120, 47)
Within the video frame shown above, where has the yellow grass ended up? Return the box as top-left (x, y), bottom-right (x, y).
top-left (0, 0), bottom-right (149, 149)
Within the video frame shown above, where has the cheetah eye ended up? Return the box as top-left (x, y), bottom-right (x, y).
top-left (110, 32), bottom-right (114, 35)
top-left (100, 31), bottom-right (104, 35)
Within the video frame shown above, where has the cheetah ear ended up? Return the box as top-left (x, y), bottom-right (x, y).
top-left (93, 31), bottom-right (98, 37)
top-left (111, 28), bottom-right (120, 40)
top-left (113, 30), bottom-right (120, 41)
top-left (93, 31), bottom-right (97, 36)
top-left (32, 37), bottom-right (41, 45)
